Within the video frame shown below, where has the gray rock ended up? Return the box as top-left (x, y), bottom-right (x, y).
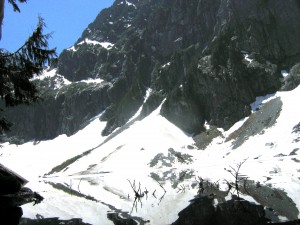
top-left (227, 97), bottom-right (282, 149)
top-left (241, 180), bottom-right (299, 221)
top-left (149, 148), bottom-right (193, 168)
top-left (281, 63), bottom-right (300, 91)
top-left (193, 127), bottom-right (223, 150)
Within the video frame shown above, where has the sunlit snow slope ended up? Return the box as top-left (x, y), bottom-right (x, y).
top-left (1, 85), bottom-right (300, 224)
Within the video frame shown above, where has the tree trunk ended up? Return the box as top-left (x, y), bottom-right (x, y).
top-left (0, 0), bottom-right (4, 39)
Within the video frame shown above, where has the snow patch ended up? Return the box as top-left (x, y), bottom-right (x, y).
top-left (250, 93), bottom-right (276, 111)
top-left (68, 38), bottom-right (114, 51)
top-left (161, 62), bottom-right (171, 68)
top-left (0, 112), bottom-right (107, 179)
top-left (127, 88), bottom-right (152, 122)
top-left (77, 78), bottom-right (104, 84)
top-left (118, 0), bottom-right (137, 9)
top-left (281, 70), bottom-right (289, 77)
top-left (33, 68), bottom-right (57, 80)
top-left (32, 68), bottom-right (72, 89)
top-left (204, 121), bottom-right (210, 130)
top-left (174, 37), bottom-right (183, 42)
top-left (241, 51), bottom-right (253, 63)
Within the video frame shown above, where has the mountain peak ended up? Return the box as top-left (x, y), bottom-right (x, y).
top-left (3, 0), bottom-right (300, 144)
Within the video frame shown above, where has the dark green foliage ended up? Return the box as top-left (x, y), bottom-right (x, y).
top-left (8, 0), bottom-right (27, 13)
top-left (0, 17), bottom-right (56, 133)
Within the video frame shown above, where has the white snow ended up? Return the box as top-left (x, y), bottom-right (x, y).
top-left (127, 88), bottom-right (152, 122)
top-left (204, 121), bottom-right (210, 130)
top-left (32, 68), bottom-right (57, 80)
top-left (281, 70), bottom-right (289, 77)
top-left (68, 38), bottom-right (114, 51)
top-left (33, 69), bottom-right (105, 89)
top-left (161, 62), bottom-right (171, 68)
top-left (125, 0), bottom-right (137, 9)
top-left (174, 37), bottom-right (183, 42)
top-left (1, 86), bottom-right (300, 224)
top-left (244, 54), bottom-right (253, 63)
top-left (241, 51), bottom-right (253, 63)
top-left (31, 68), bottom-right (72, 89)
top-left (79, 38), bottom-right (114, 49)
top-left (77, 78), bottom-right (104, 84)
top-left (0, 113), bottom-right (107, 179)
top-left (118, 0), bottom-right (137, 9)
top-left (67, 46), bottom-right (77, 52)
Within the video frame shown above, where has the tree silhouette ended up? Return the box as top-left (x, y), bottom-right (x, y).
top-left (0, 0), bottom-right (56, 133)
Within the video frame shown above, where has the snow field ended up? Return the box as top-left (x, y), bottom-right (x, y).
top-left (1, 85), bottom-right (300, 224)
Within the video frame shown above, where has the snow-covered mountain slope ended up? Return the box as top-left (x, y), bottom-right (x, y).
top-left (1, 85), bottom-right (300, 224)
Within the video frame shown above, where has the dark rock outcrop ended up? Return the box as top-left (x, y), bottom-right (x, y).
top-left (172, 196), bottom-right (267, 225)
top-left (0, 176), bottom-right (21, 196)
top-left (172, 196), bottom-right (216, 225)
top-left (281, 63), bottom-right (300, 91)
top-left (0, 164), bottom-right (26, 196)
top-left (1, 77), bottom-right (110, 143)
top-left (0, 164), bottom-right (43, 225)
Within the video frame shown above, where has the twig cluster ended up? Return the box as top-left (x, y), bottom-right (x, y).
top-left (176, 184), bottom-right (187, 193)
top-left (225, 159), bottom-right (248, 200)
top-left (127, 179), bottom-right (145, 213)
top-left (127, 178), bottom-right (167, 213)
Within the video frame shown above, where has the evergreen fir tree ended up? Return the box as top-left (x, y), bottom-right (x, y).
top-left (0, 0), bottom-right (56, 133)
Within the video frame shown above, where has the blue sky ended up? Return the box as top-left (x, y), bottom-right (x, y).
top-left (0, 0), bottom-right (114, 55)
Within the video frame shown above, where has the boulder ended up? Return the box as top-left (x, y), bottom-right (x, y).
top-left (0, 176), bottom-right (21, 196)
top-left (172, 196), bottom-right (267, 225)
top-left (281, 63), bottom-right (300, 91)
top-left (0, 164), bottom-right (43, 211)
top-left (0, 164), bottom-right (26, 195)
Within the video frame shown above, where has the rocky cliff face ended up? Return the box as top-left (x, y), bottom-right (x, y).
top-left (2, 0), bottom-right (300, 143)
top-left (1, 76), bottom-right (110, 143)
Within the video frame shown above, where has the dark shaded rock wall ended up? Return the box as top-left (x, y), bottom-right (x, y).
top-left (56, 0), bottom-right (298, 135)
top-left (1, 80), bottom-right (110, 144)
